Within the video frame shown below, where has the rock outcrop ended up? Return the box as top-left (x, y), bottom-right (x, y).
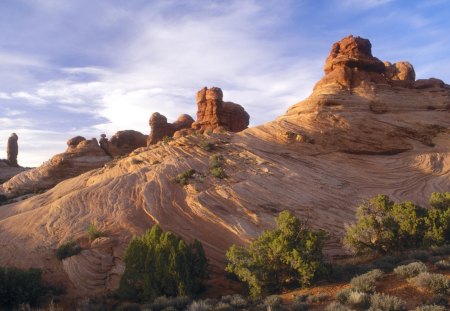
top-left (100, 130), bottom-right (147, 157)
top-left (192, 87), bottom-right (249, 133)
top-left (0, 136), bottom-right (111, 197)
top-left (147, 113), bottom-right (195, 145)
top-left (7, 133), bottom-right (18, 167)
top-left (0, 35), bottom-right (449, 298)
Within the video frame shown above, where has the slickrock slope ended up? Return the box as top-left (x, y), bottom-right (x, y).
top-left (0, 137), bottom-right (112, 198)
top-left (0, 35), bottom-right (449, 297)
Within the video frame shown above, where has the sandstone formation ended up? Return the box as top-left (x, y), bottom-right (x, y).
top-left (0, 136), bottom-right (111, 198)
top-left (7, 133), bottom-right (18, 167)
top-left (147, 113), bottom-right (194, 145)
top-left (0, 35), bottom-right (449, 299)
top-left (100, 130), bottom-right (147, 157)
top-left (192, 87), bottom-right (249, 133)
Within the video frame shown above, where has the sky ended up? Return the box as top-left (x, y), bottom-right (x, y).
top-left (0, 0), bottom-right (449, 167)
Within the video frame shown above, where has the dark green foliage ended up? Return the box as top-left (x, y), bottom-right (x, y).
top-left (0, 267), bottom-right (42, 307)
top-left (344, 193), bottom-right (450, 254)
top-left (162, 136), bottom-right (173, 144)
top-left (87, 223), bottom-right (105, 241)
top-left (199, 141), bottom-right (215, 151)
top-left (172, 169), bottom-right (196, 185)
top-left (118, 225), bottom-right (208, 302)
top-left (55, 240), bottom-right (82, 260)
top-left (225, 211), bottom-right (327, 297)
top-left (209, 154), bottom-right (226, 179)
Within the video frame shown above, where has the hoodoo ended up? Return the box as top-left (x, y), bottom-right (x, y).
top-left (7, 133), bottom-right (19, 167)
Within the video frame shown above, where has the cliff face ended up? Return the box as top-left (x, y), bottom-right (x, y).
top-left (0, 35), bottom-right (449, 297)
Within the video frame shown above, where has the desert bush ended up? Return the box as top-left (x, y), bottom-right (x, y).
top-left (214, 301), bottom-right (233, 311)
top-left (409, 250), bottom-right (430, 261)
top-left (162, 136), bottom-right (173, 144)
top-left (325, 302), bottom-right (355, 311)
top-left (226, 211), bottom-right (327, 297)
top-left (291, 301), bottom-right (309, 311)
top-left (222, 294), bottom-right (247, 308)
top-left (200, 141), bottom-right (215, 151)
top-left (118, 225), bottom-right (208, 302)
top-left (307, 293), bottom-right (328, 303)
top-left (369, 293), bottom-right (406, 311)
top-left (350, 269), bottom-right (383, 293)
top-left (55, 240), bottom-right (81, 260)
top-left (264, 295), bottom-right (282, 310)
top-left (186, 299), bottom-right (213, 311)
top-left (425, 295), bottom-right (448, 307)
top-left (430, 244), bottom-right (450, 255)
top-left (131, 158), bottom-right (144, 165)
top-left (0, 267), bottom-right (42, 308)
top-left (149, 296), bottom-right (190, 310)
top-left (172, 169), bottom-right (196, 185)
top-left (209, 154), bottom-right (223, 169)
top-left (435, 258), bottom-right (450, 270)
top-left (347, 291), bottom-right (370, 309)
top-left (409, 272), bottom-right (450, 294)
top-left (294, 294), bottom-right (309, 303)
top-left (87, 223), bottom-right (105, 241)
top-left (345, 193), bottom-right (450, 255)
top-left (335, 288), bottom-right (352, 304)
top-left (393, 261), bottom-right (427, 278)
top-left (210, 166), bottom-right (226, 179)
top-left (413, 305), bottom-right (447, 311)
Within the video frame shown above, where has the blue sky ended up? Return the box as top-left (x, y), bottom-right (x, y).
top-left (0, 0), bottom-right (449, 167)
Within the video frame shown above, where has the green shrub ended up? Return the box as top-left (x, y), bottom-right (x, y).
top-left (173, 169), bottom-right (196, 185)
top-left (55, 240), bottom-right (81, 260)
top-left (226, 211), bottom-right (327, 297)
top-left (209, 155), bottom-right (223, 169)
top-left (413, 305), bottom-right (447, 311)
top-left (409, 272), bottom-right (450, 294)
top-left (87, 223), bottom-right (105, 241)
top-left (210, 166), bottom-right (226, 179)
top-left (344, 193), bottom-right (450, 255)
top-left (200, 141), bottom-right (215, 151)
top-left (118, 225), bottom-right (208, 302)
top-left (0, 267), bottom-right (42, 308)
top-left (369, 293), bottom-right (406, 311)
top-left (221, 294), bottom-right (247, 308)
top-left (350, 269), bottom-right (383, 293)
top-left (162, 136), bottom-right (173, 144)
top-left (393, 262), bottom-right (428, 278)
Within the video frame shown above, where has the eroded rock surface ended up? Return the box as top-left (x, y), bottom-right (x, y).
top-left (100, 130), bottom-right (147, 157)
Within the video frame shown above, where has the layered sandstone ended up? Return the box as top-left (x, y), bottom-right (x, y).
top-left (0, 137), bottom-right (111, 197)
top-left (0, 35), bottom-right (448, 298)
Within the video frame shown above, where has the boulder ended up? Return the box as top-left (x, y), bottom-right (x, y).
top-left (384, 61), bottom-right (416, 87)
top-left (101, 130), bottom-right (147, 157)
top-left (147, 113), bottom-right (194, 145)
top-left (192, 87), bottom-right (249, 133)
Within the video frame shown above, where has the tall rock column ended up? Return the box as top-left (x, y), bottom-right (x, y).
top-left (7, 133), bottom-right (18, 167)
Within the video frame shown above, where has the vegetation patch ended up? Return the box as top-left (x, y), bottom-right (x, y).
top-left (55, 240), bottom-right (82, 260)
top-left (209, 155), bottom-right (226, 179)
top-left (350, 269), bottom-right (384, 293)
top-left (409, 272), bottom-right (450, 294)
top-left (0, 266), bottom-right (43, 308)
top-left (344, 192), bottom-right (450, 255)
top-left (226, 211), bottom-right (328, 297)
top-left (369, 293), bottom-right (407, 311)
top-left (199, 141), bottom-right (215, 151)
top-left (172, 169), bottom-right (196, 185)
top-left (87, 223), bottom-right (106, 241)
top-left (393, 261), bottom-right (428, 279)
top-left (118, 225), bottom-right (208, 302)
